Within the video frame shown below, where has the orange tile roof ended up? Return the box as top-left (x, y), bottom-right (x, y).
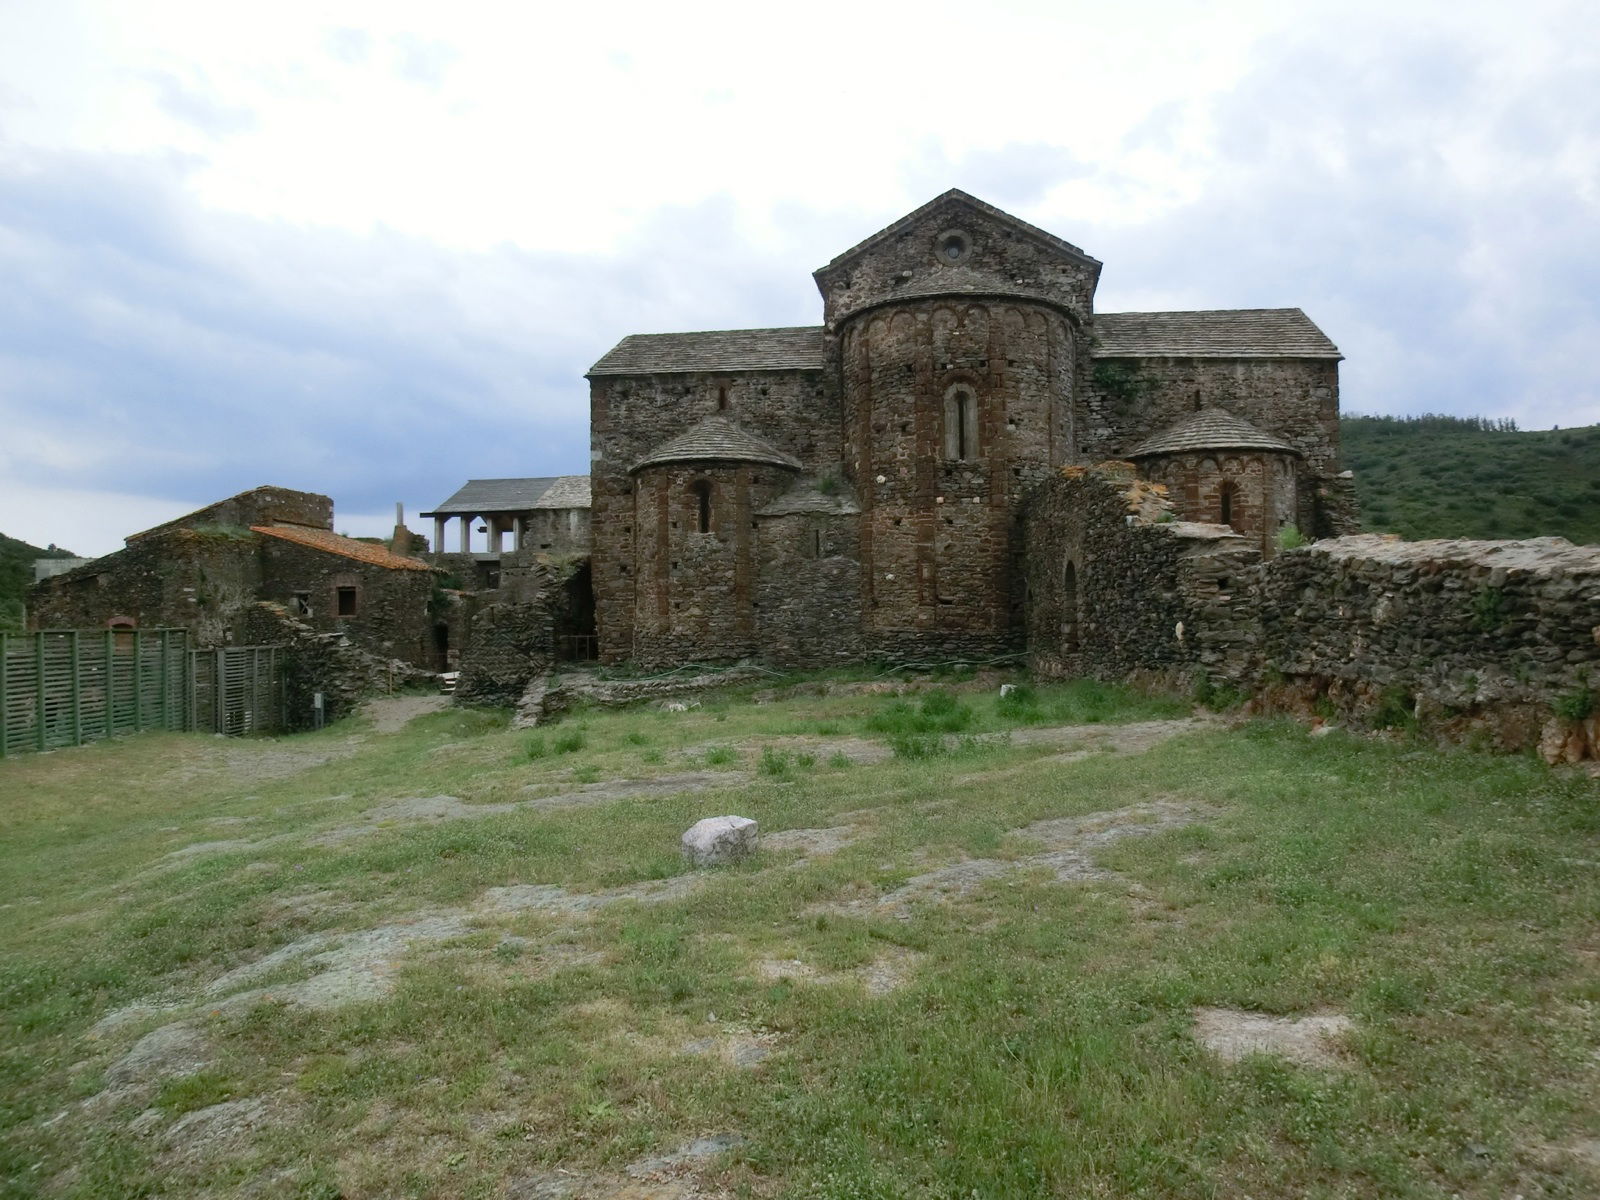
top-left (250, 524), bottom-right (436, 571)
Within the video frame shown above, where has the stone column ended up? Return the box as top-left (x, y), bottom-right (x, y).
top-left (514, 516), bottom-right (526, 552)
top-left (433, 516), bottom-right (446, 553)
top-left (459, 515), bottom-right (472, 553)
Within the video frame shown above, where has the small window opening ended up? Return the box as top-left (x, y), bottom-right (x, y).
top-left (812, 528), bottom-right (823, 558)
top-left (1061, 562), bottom-right (1080, 652)
top-left (292, 592), bottom-right (312, 617)
top-left (717, 385), bottom-right (729, 411)
top-left (336, 586), bottom-right (358, 617)
top-left (1219, 481), bottom-right (1239, 531)
top-left (943, 385), bottom-right (978, 460)
top-left (691, 480), bottom-right (712, 533)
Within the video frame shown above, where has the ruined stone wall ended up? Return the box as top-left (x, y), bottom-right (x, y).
top-left (235, 603), bottom-right (433, 727)
top-left (522, 508), bottom-right (591, 554)
top-left (255, 540), bottom-right (437, 670)
top-left (840, 299), bottom-right (1077, 658)
top-left (1082, 357), bottom-right (1340, 531)
top-left (1024, 466), bottom-right (1261, 683)
top-left (27, 529), bottom-right (263, 645)
top-left (127, 486), bottom-right (333, 543)
top-left (455, 599), bottom-right (554, 707)
top-left (1251, 535), bottom-right (1600, 757)
top-left (754, 512), bottom-right (864, 667)
top-left (589, 366), bottom-right (835, 663)
top-left (814, 198), bottom-right (1099, 328)
top-left (1141, 450), bottom-right (1300, 558)
top-left (629, 463), bottom-right (793, 667)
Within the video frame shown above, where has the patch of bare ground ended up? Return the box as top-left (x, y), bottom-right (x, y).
top-left (306, 772), bottom-right (734, 847)
top-left (753, 944), bottom-right (922, 995)
top-left (1192, 1007), bottom-right (1354, 1068)
top-left (360, 693), bottom-right (451, 733)
top-left (811, 799), bottom-right (1207, 918)
top-left (510, 1131), bottom-right (744, 1199)
top-left (163, 737), bottom-right (368, 784)
top-left (680, 1028), bottom-right (779, 1068)
top-left (761, 824), bottom-right (859, 861)
top-left (953, 715), bottom-right (1219, 782)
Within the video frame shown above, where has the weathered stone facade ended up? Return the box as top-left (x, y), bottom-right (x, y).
top-left (28, 486), bottom-right (441, 669)
top-left (586, 190), bottom-right (1346, 669)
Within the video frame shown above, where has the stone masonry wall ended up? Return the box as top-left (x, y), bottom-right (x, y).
top-left (1082, 357), bottom-right (1340, 533)
top-left (256, 539), bottom-right (437, 669)
top-left (236, 603), bottom-right (433, 728)
top-left (840, 299), bottom-right (1078, 655)
top-left (1024, 465), bottom-right (1261, 683)
top-left (814, 195), bottom-right (1099, 328)
top-left (589, 366), bottom-right (835, 663)
top-left (1251, 535), bottom-right (1600, 759)
top-left (28, 529), bottom-right (263, 644)
top-left (754, 511), bottom-right (864, 667)
top-left (455, 599), bottom-right (554, 707)
top-left (1029, 464), bottom-right (1600, 760)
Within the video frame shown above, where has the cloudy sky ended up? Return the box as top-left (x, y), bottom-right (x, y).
top-left (1, 0), bottom-right (1596, 556)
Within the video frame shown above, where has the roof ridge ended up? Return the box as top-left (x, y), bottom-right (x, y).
top-left (816, 190), bottom-right (1101, 275)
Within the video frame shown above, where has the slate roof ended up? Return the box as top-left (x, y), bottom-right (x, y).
top-left (533, 475), bottom-right (591, 509)
top-left (1093, 308), bottom-right (1341, 359)
top-left (250, 524), bottom-right (435, 571)
top-left (755, 478), bottom-right (861, 516)
top-left (817, 188), bottom-right (1100, 273)
top-left (589, 327), bottom-right (826, 376)
top-left (632, 416), bottom-right (803, 472)
top-left (422, 476), bottom-right (590, 516)
top-left (1127, 408), bottom-right (1300, 458)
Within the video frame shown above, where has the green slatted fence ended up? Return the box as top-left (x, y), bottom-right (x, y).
top-left (0, 631), bottom-right (285, 757)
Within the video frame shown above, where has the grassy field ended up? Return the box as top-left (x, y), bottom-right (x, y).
top-left (1343, 415), bottom-right (1600, 544)
top-left (2, 675), bottom-right (1599, 1198)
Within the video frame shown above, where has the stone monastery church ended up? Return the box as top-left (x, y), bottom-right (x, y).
top-left (584, 189), bottom-right (1350, 669)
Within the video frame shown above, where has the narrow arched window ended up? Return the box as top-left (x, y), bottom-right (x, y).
top-left (943, 385), bottom-right (978, 460)
top-left (691, 480), bottom-right (712, 533)
top-left (716, 385), bottom-right (729, 412)
top-left (1219, 481), bottom-right (1239, 531)
top-left (1061, 561), bottom-right (1080, 652)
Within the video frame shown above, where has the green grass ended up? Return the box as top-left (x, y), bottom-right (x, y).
top-left (1343, 414), bottom-right (1600, 543)
top-left (2, 676), bottom-right (1598, 1197)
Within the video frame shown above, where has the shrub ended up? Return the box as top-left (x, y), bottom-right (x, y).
top-left (1276, 525), bottom-right (1307, 550)
top-left (704, 745), bottom-right (738, 766)
top-left (1372, 687), bottom-right (1417, 731)
top-left (1471, 587), bottom-right (1505, 631)
top-left (525, 736), bottom-right (548, 760)
top-left (552, 728), bottom-right (587, 755)
top-left (1554, 688), bottom-right (1594, 722)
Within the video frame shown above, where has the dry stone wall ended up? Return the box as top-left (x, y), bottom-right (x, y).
top-left (1028, 464), bottom-right (1600, 759)
top-left (1252, 535), bottom-right (1600, 758)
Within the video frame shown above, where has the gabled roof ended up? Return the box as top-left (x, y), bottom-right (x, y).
top-left (631, 416), bottom-right (803, 473)
top-left (589, 327), bottom-right (826, 376)
top-left (251, 524), bottom-right (435, 571)
top-left (817, 189), bottom-right (1100, 274)
top-left (1127, 408), bottom-right (1300, 458)
top-left (422, 476), bottom-right (590, 516)
top-left (1094, 308), bottom-right (1341, 359)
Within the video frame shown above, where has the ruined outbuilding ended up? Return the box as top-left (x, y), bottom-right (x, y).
top-left (27, 486), bottom-right (443, 670)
